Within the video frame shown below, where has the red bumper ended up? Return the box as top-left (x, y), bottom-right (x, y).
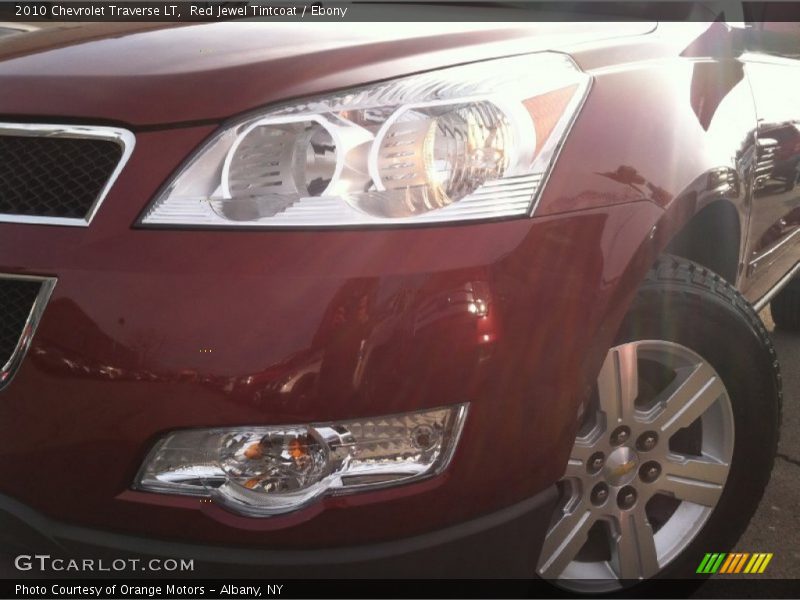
top-left (0, 124), bottom-right (663, 549)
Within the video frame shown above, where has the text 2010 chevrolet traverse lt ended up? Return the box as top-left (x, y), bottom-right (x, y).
top-left (0, 17), bottom-right (795, 589)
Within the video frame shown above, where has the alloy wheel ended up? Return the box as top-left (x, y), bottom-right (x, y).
top-left (536, 340), bottom-right (735, 591)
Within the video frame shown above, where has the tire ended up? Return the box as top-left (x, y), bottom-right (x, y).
top-left (770, 278), bottom-right (800, 331)
top-left (536, 255), bottom-right (782, 592)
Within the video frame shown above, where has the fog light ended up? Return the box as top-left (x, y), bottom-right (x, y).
top-left (134, 405), bottom-right (468, 517)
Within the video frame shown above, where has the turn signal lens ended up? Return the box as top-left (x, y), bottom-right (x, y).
top-left (134, 405), bottom-right (468, 517)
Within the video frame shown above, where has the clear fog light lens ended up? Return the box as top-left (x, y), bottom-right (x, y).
top-left (135, 404), bottom-right (468, 516)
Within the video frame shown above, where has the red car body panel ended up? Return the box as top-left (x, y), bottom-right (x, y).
top-left (0, 165), bottom-right (663, 544)
top-left (0, 20), bottom-right (798, 567)
top-left (0, 22), bottom-right (654, 126)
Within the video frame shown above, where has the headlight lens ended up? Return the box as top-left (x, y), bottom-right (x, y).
top-left (135, 404), bottom-right (468, 517)
top-left (140, 53), bottom-right (589, 227)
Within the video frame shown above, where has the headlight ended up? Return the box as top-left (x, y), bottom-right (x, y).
top-left (134, 405), bottom-right (468, 516)
top-left (140, 53), bottom-right (589, 227)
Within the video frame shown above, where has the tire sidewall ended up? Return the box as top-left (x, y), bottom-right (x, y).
top-left (615, 276), bottom-right (780, 582)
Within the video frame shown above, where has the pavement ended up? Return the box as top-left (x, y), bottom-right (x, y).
top-left (722, 307), bottom-right (800, 579)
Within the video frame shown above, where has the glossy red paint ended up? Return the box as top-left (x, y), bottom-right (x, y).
top-left (0, 22), bottom-right (653, 126)
top-left (0, 21), bottom-right (796, 558)
top-left (0, 195), bottom-right (662, 546)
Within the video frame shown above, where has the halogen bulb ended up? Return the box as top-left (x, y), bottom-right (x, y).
top-left (226, 121), bottom-right (338, 198)
top-left (218, 429), bottom-right (329, 494)
top-left (424, 104), bottom-right (513, 203)
top-left (411, 423), bottom-right (440, 452)
top-left (296, 124), bottom-right (337, 196)
top-left (217, 119), bottom-right (340, 221)
top-left (362, 101), bottom-right (515, 218)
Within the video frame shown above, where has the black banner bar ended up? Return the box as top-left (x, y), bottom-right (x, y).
top-left (2, 1), bottom-right (800, 23)
top-left (2, 578), bottom-right (800, 599)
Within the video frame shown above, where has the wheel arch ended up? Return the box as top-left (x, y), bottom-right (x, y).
top-left (663, 198), bottom-right (742, 285)
top-left (569, 188), bottom-right (747, 458)
top-left (598, 185), bottom-right (747, 355)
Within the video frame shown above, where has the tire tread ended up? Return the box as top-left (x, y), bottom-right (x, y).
top-left (642, 255), bottom-right (782, 414)
top-left (636, 255), bottom-right (783, 514)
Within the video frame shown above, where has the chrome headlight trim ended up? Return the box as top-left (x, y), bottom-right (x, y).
top-left (138, 52), bottom-right (591, 229)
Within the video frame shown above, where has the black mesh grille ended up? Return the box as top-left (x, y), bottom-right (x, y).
top-left (0, 135), bottom-right (123, 219)
top-left (0, 279), bottom-right (41, 368)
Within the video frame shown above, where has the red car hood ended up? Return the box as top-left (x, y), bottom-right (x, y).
top-left (0, 21), bottom-right (653, 127)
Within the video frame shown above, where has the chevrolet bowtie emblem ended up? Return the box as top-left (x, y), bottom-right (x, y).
top-left (610, 460), bottom-right (637, 479)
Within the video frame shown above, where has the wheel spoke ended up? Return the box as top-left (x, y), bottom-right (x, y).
top-left (538, 504), bottom-right (594, 579)
top-left (597, 344), bottom-right (638, 427)
top-left (610, 507), bottom-right (660, 580)
top-left (650, 362), bottom-right (725, 437)
top-left (543, 340), bottom-right (735, 589)
top-left (563, 435), bottom-right (601, 478)
top-left (568, 437), bottom-right (597, 461)
top-left (563, 458), bottom-right (586, 479)
top-left (658, 453), bottom-right (729, 506)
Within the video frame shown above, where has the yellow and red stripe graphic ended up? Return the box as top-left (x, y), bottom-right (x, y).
top-left (697, 552), bottom-right (773, 574)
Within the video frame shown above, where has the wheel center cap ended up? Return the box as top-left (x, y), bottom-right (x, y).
top-left (604, 446), bottom-right (639, 486)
